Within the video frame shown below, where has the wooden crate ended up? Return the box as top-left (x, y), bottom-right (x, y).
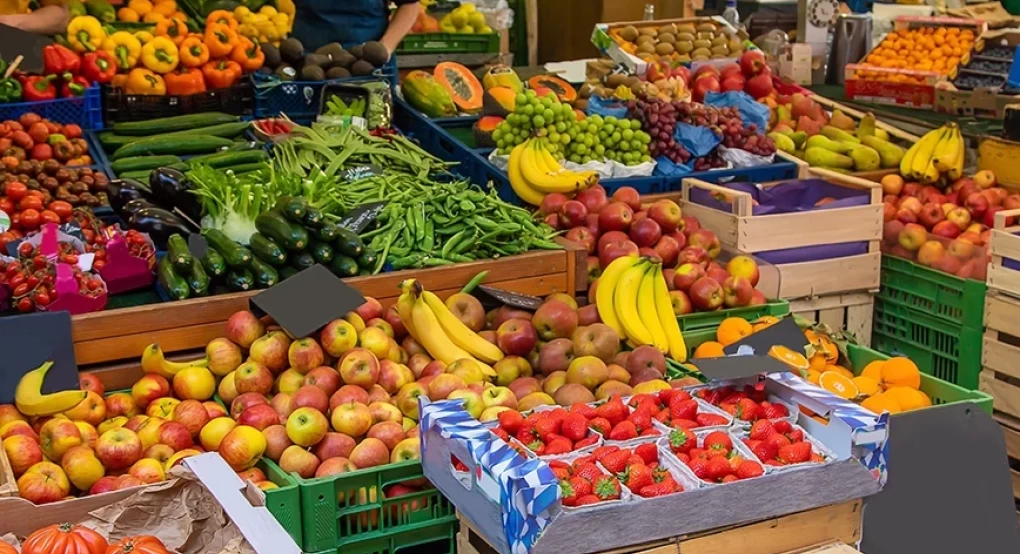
top-left (790, 292), bottom-right (875, 346)
top-left (992, 411), bottom-right (1020, 508)
top-left (455, 500), bottom-right (862, 554)
top-left (987, 208), bottom-right (1020, 298)
top-left (982, 292), bottom-right (1020, 422)
top-left (71, 240), bottom-right (586, 376)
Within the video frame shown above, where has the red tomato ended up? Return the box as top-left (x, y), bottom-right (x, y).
top-left (27, 122), bottom-right (49, 145)
top-left (19, 209), bottom-right (40, 230)
top-left (17, 241), bottom-right (33, 257)
top-left (8, 272), bottom-right (25, 289)
top-left (48, 200), bottom-right (72, 220)
top-left (60, 254), bottom-right (78, 265)
top-left (18, 196), bottom-right (42, 211)
top-left (92, 259), bottom-right (105, 271)
top-left (4, 181), bottom-right (26, 201)
top-left (10, 212), bottom-right (20, 229)
top-left (62, 124), bottom-right (82, 139)
top-left (25, 190), bottom-right (43, 199)
top-left (32, 255), bottom-right (46, 270)
top-left (5, 262), bottom-right (21, 277)
top-left (0, 231), bottom-right (14, 251)
top-left (18, 113), bottom-right (40, 128)
top-left (39, 210), bottom-right (59, 225)
top-left (25, 273), bottom-right (39, 288)
top-left (12, 283), bottom-right (29, 297)
top-left (33, 290), bottom-right (50, 306)
top-left (93, 249), bottom-right (106, 260)
top-left (17, 297), bottom-right (33, 312)
top-left (0, 198), bottom-right (13, 214)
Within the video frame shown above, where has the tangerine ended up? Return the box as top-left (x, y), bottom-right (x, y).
top-left (860, 361), bottom-right (885, 384)
top-left (861, 393), bottom-right (902, 415)
top-left (881, 357), bottom-right (921, 389)
top-left (769, 345), bottom-right (809, 371)
top-left (694, 341), bottom-right (725, 359)
top-left (717, 317), bottom-right (753, 346)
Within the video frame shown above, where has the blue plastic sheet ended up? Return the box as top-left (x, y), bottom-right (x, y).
top-left (705, 90), bottom-right (770, 131)
top-left (586, 95), bottom-right (629, 119)
top-left (674, 122), bottom-right (721, 158)
top-left (653, 155), bottom-right (693, 177)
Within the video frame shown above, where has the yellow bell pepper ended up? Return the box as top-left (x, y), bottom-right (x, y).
top-left (140, 36), bottom-right (179, 74)
top-left (101, 31), bottom-right (142, 71)
top-left (67, 16), bottom-right (107, 53)
top-left (134, 30), bottom-right (155, 44)
top-left (125, 68), bottom-right (166, 95)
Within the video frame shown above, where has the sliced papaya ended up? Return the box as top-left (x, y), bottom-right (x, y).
top-left (434, 62), bottom-right (484, 114)
top-left (482, 86), bottom-right (516, 117)
top-left (482, 65), bottom-right (523, 92)
top-left (528, 75), bottom-right (577, 102)
top-left (473, 116), bottom-right (504, 148)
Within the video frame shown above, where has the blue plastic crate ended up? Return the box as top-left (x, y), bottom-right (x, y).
top-left (85, 130), bottom-right (114, 177)
top-left (252, 72), bottom-right (394, 125)
top-left (0, 86), bottom-right (103, 129)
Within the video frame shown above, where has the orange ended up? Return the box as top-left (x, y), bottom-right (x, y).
top-left (852, 376), bottom-right (881, 398)
top-left (694, 341), bottom-right (725, 359)
top-left (805, 369), bottom-right (822, 385)
top-left (861, 393), bottom-right (902, 415)
top-left (881, 357), bottom-right (921, 390)
top-left (825, 364), bottom-right (854, 379)
top-left (860, 360), bottom-right (885, 384)
top-left (881, 174), bottom-right (904, 191)
top-left (717, 317), bottom-right (753, 346)
top-left (819, 371), bottom-right (859, 400)
top-left (884, 387), bottom-right (928, 411)
top-left (808, 353), bottom-right (828, 372)
top-left (769, 345), bottom-right (809, 372)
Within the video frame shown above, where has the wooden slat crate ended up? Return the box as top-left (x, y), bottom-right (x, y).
top-left (987, 209), bottom-right (1020, 298)
top-left (982, 293), bottom-right (1020, 424)
top-left (790, 292), bottom-right (876, 347)
top-left (992, 412), bottom-right (1020, 509)
top-left (455, 500), bottom-right (862, 554)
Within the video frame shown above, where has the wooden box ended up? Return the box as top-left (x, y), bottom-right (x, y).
top-left (790, 293), bottom-right (876, 347)
top-left (981, 292), bottom-right (1020, 422)
top-left (988, 209), bottom-right (1020, 301)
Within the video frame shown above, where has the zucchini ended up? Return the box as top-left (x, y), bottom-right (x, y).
top-left (112, 136), bottom-right (233, 160)
top-left (166, 234), bottom-right (193, 271)
top-left (278, 266), bottom-right (299, 281)
top-left (358, 248), bottom-right (378, 271)
top-left (249, 257), bottom-right (280, 288)
top-left (290, 251), bottom-right (316, 271)
top-left (200, 246), bottom-right (227, 279)
top-left (112, 112), bottom-right (240, 136)
top-left (274, 196), bottom-right (308, 222)
top-left (330, 255), bottom-right (359, 278)
top-left (158, 257), bottom-right (189, 300)
top-left (314, 221), bottom-right (339, 242)
top-left (249, 232), bottom-right (287, 266)
top-left (186, 256), bottom-right (211, 296)
top-left (335, 228), bottom-right (365, 258)
top-left (255, 210), bottom-right (308, 251)
top-left (118, 170), bottom-right (152, 181)
top-left (226, 267), bottom-right (256, 291)
top-left (202, 229), bottom-right (252, 268)
top-left (98, 132), bottom-right (138, 150)
top-left (187, 149), bottom-right (268, 169)
top-left (111, 155), bottom-right (182, 175)
top-left (302, 206), bottom-right (324, 228)
top-left (309, 240), bottom-right (334, 264)
top-left (159, 120), bottom-right (251, 139)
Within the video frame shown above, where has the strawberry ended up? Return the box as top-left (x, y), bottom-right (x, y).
top-left (498, 410), bottom-right (525, 435)
top-left (765, 434), bottom-right (792, 453)
top-left (631, 397), bottom-right (660, 415)
top-left (628, 410), bottom-right (652, 432)
top-left (728, 454), bottom-right (745, 472)
top-left (534, 416), bottom-right (560, 442)
top-left (668, 389), bottom-right (692, 404)
top-left (570, 403), bottom-right (598, 420)
top-left (527, 440), bottom-right (545, 455)
top-left (778, 442), bottom-right (812, 464)
top-left (706, 456), bottom-right (733, 481)
top-left (654, 408), bottom-right (671, 423)
top-left (721, 391), bottom-right (748, 404)
top-left (759, 401), bottom-right (786, 420)
top-left (668, 428), bottom-right (696, 454)
top-left (596, 398), bottom-right (628, 427)
top-left (621, 463), bottom-right (654, 491)
top-left (657, 389), bottom-right (677, 405)
top-left (674, 452), bottom-right (690, 463)
top-left (810, 452), bottom-right (826, 463)
top-left (736, 460), bottom-right (764, 479)
top-left (544, 437), bottom-right (574, 455)
top-left (550, 459), bottom-right (571, 471)
top-left (575, 494), bottom-right (601, 506)
top-left (569, 476), bottom-right (593, 497)
top-left (561, 413), bottom-right (590, 442)
top-left (571, 456), bottom-right (595, 471)
top-left (594, 475), bottom-right (621, 500)
top-left (695, 413), bottom-right (729, 427)
top-left (588, 417), bottom-right (612, 435)
top-left (601, 450), bottom-right (632, 474)
top-left (516, 427), bottom-right (538, 445)
top-left (608, 421), bottom-right (638, 441)
top-left (765, 459), bottom-right (786, 467)
top-left (548, 408), bottom-right (569, 423)
top-left (689, 447), bottom-right (708, 459)
top-left (492, 428), bottom-right (510, 442)
top-left (703, 431), bottom-right (733, 453)
top-left (752, 441), bottom-right (777, 463)
top-left (706, 447), bottom-right (729, 459)
top-left (670, 399), bottom-right (699, 421)
top-left (686, 457), bottom-right (710, 479)
top-left (639, 428), bottom-right (660, 437)
top-left (720, 474), bottom-right (740, 483)
top-left (772, 420), bottom-right (793, 434)
top-left (638, 482), bottom-right (676, 497)
top-left (575, 434), bottom-right (600, 448)
top-left (552, 466), bottom-right (572, 480)
top-left (786, 428), bottom-right (804, 443)
top-left (560, 479), bottom-right (580, 507)
top-left (574, 463), bottom-right (604, 483)
top-left (721, 403), bottom-right (740, 418)
top-left (749, 420), bottom-right (775, 441)
top-left (452, 456), bottom-right (468, 472)
top-left (627, 454), bottom-right (646, 468)
top-left (592, 445), bottom-right (620, 463)
top-left (736, 398), bottom-right (761, 421)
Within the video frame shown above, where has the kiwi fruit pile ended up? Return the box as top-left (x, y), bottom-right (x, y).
top-left (614, 21), bottom-right (744, 63)
top-left (259, 38), bottom-right (391, 82)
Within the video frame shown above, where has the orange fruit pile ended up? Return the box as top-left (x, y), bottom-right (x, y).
top-left (861, 26), bottom-right (973, 79)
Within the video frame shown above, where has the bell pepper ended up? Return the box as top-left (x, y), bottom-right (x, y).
top-left (230, 37), bottom-right (264, 72)
top-left (205, 10), bottom-right (238, 31)
top-left (165, 68), bottom-right (206, 96)
top-left (201, 59), bottom-right (241, 89)
top-left (68, 0), bottom-right (88, 18)
top-left (21, 75), bottom-right (58, 102)
top-left (83, 50), bottom-right (117, 84)
top-left (67, 16), bottom-right (107, 53)
top-left (43, 44), bottom-right (82, 76)
top-left (134, 30), bottom-right (155, 44)
top-left (204, 23), bottom-right (238, 58)
top-left (141, 36), bottom-right (179, 74)
top-left (155, 17), bottom-right (188, 46)
top-left (111, 74), bottom-right (129, 89)
top-left (101, 31), bottom-right (142, 71)
top-left (0, 78), bottom-right (22, 103)
top-left (179, 36), bottom-right (210, 68)
top-left (125, 68), bottom-right (166, 95)
top-left (85, 0), bottom-right (117, 24)
top-left (61, 75), bottom-right (91, 98)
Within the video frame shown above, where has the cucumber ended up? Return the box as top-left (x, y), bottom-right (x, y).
top-left (200, 246), bottom-right (227, 279)
top-left (186, 256), bottom-right (211, 296)
top-left (226, 267), bottom-right (256, 291)
top-left (302, 206), bottom-right (324, 228)
top-left (167, 162), bottom-right (189, 171)
top-left (249, 257), bottom-right (280, 288)
top-left (158, 256), bottom-right (189, 300)
top-left (112, 112), bottom-right (240, 136)
top-left (358, 248), bottom-right (378, 271)
top-left (309, 240), bottom-right (334, 265)
top-left (98, 131), bottom-right (138, 150)
top-left (118, 170), bottom-right (152, 181)
top-left (335, 228), bottom-right (365, 258)
top-left (111, 155), bottom-right (182, 175)
top-left (166, 234), bottom-right (193, 272)
top-left (290, 251), bottom-right (316, 271)
top-left (158, 120), bottom-right (251, 139)
top-left (202, 229), bottom-right (252, 268)
top-left (330, 255), bottom-right (359, 278)
top-left (255, 210), bottom-right (308, 251)
top-left (274, 196), bottom-right (308, 222)
top-left (278, 266), bottom-right (299, 281)
top-left (187, 149), bottom-right (268, 169)
top-left (249, 232), bottom-right (287, 266)
top-left (314, 221), bottom-right (339, 242)
top-left (112, 136), bottom-right (233, 160)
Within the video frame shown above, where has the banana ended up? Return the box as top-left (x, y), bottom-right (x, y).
top-left (615, 260), bottom-right (654, 346)
top-left (396, 279), bottom-right (420, 340)
top-left (508, 142), bottom-right (546, 206)
top-left (933, 124), bottom-right (960, 172)
top-left (141, 344), bottom-right (209, 379)
top-left (15, 361), bottom-right (87, 417)
top-left (652, 264), bottom-right (687, 362)
top-left (948, 128), bottom-right (965, 181)
top-left (520, 142), bottom-right (593, 194)
top-left (596, 254), bottom-right (639, 337)
top-left (638, 263), bottom-right (669, 353)
top-left (410, 286), bottom-right (476, 365)
top-left (899, 136), bottom-right (919, 179)
top-left (910, 127), bottom-right (944, 181)
top-left (422, 290), bottom-right (504, 364)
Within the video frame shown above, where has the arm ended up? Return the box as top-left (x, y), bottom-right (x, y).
top-left (0, 5), bottom-right (70, 36)
top-left (379, 2), bottom-right (420, 57)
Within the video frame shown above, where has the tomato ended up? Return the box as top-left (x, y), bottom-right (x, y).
top-left (4, 181), bottom-right (26, 201)
top-left (92, 259), bottom-right (105, 271)
top-left (62, 124), bottom-right (82, 139)
top-left (16, 297), bottom-right (33, 312)
top-left (25, 189), bottom-right (43, 198)
top-left (0, 198), bottom-right (13, 214)
top-left (93, 249), bottom-right (106, 261)
top-left (10, 212), bottom-right (19, 229)
top-left (87, 277), bottom-right (101, 291)
top-left (18, 113), bottom-right (40, 128)
top-left (32, 255), bottom-right (46, 270)
top-left (18, 208), bottom-right (39, 230)
top-left (39, 210), bottom-right (59, 225)
top-left (18, 195), bottom-right (42, 212)
top-left (25, 273), bottom-right (39, 288)
top-left (7, 273), bottom-right (24, 289)
top-left (0, 231), bottom-right (15, 251)
top-left (48, 200), bottom-right (72, 219)
top-left (60, 254), bottom-right (78, 265)
top-left (5, 262), bottom-right (21, 277)
top-left (17, 241), bottom-right (33, 257)
top-left (12, 282), bottom-right (29, 297)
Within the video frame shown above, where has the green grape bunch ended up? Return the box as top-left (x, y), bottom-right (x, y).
top-left (494, 90), bottom-right (580, 157)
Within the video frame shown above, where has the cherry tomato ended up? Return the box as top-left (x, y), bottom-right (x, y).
top-left (4, 181), bottom-right (26, 201)
top-left (48, 200), bottom-right (72, 220)
top-left (25, 190), bottom-right (43, 199)
top-left (33, 290), bottom-right (50, 306)
top-left (93, 249), bottom-right (106, 261)
top-left (7, 272), bottom-right (25, 289)
top-left (5, 262), bottom-right (21, 277)
top-left (17, 241), bottom-right (33, 257)
top-left (10, 212), bottom-right (20, 229)
top-left (0, 198), bottom-right (13, 214)
top-left (39, 210), bottom-right (59, 225)
top-left (87, 277), bottom-right (101, 291)
top-left (12, 282), bottom-right (30, 297)
top-left (18, 196), bottom-right (42, 211)
top-left (32, 255), bottom-right (46, 270)
top-left (25, 273), bottom-right (39, 288)
top-left (0, 231), bottom-right (15, 251)
top-left (92, 259), bottom-right (105, 271)
top-left (18, 209), bottom-right (39, 230)
top-left (17, 297), bottom-right (33, 313)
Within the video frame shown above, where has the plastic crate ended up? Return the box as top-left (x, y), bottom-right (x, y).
top-left (398, 32), bottom-right (500, 54)
top-left (677, 299), bottom-right (791, 333)
top-left (84, 130), bottom-right (113, 176)
top-left (877, 254), bottom-right (986, 330)
top-left (258, 458), bottom-right (303, 547)
top-left (846, 343), bottom-right (993, 413)
top-left (290, 459), bottom-right (457, 554)
top-left (252, 72), bottom-right (394, 125)
top-left (0, 85), bottom-right (103, 129)
top-left (872, 297), bottom-right (982, 390)
top-left (308, 519), bottom-right (457, 554)
top-left (102, 82), bottom-right (254, 125)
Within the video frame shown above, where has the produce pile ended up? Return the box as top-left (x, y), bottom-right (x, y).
top-left (410, 1), bottom-right (495, 35)
top-left (259, 36), bottom-right (391, 82)
top-left (2, 522), bottom-right (171, 554)
top-left (607, 20), bottom-right (746, 65)
top-left (0, 42), bottom-right (115, 103)
top-left (857, 24), bottom-right (974, 81)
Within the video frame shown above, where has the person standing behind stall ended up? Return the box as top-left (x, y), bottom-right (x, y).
top-left (0, 0), bottom-right (69, 35)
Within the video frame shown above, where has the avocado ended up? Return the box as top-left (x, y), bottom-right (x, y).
top-left (326, 67), bottom-right (352, 80)
top-left (302, 54), bottom-right (329, 69)
top-left (274, 64), bottom-right (297, 81)
top-left (315, 42), bottom-right (345, 61)
top-left (330, 51), bottom-right (356, 69)
top-left (348, 44), bottom-right (364, 61)
top-left (300, 65), bottom-right (326, 81)
top-left (261, 42), bottom-right (281, 69)
top-left (351, 59), bottom-right (374, 76)
top-left (361, 41), bottom-right (389, 67)
top-left (280, 38), bottom-right (304, 66)
top-left (258, 66), bottom-right (273, 76)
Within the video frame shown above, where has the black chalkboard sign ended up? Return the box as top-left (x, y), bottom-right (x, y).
top-left (249, 265), bottom-right (365, 339)
top-left (342, 165), bottom-right (382, 182)
top-left (0, 24), bottom-right (51, 73)
top-left (476, 285), bottom-right (543, 311)
top-left (188, 234), bottom-right (209, 259)
top-left (0, 311), bottom-right (79, 404)
top-left (338, 202), bottom-right (386, 233)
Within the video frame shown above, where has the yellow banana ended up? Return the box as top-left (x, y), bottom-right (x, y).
top-left (652, 264), bottom-right (687, 362)
top-left (410, 286), bottom-right (476, 365)
top-left (933, 125), bottom-right (960, 173)
top-left (521, 142), bottom-right (593, 194)
top-left (899, 136), bottom-right (919, 178)
top-left (141, 344), bottom-right (209, 379)
top-left (638, 263), bottom-right (669, 353)
top-left (422, 290), bottom-right (504, 364)
top-left (902, 127), bottom-right (940, 179)
top-left (910, 127), bottom-right (943, 180)
top-left (396, 280), bottom-right (420, 341)
top-left (15, 361), bottom-right (88, 417)
top-left (948, 128), bottom-right (965, 181)
top-left (596, 254), bottom-right (639, 337)
top-left (615, 260), bottom-right (654, 346)
top-left (508, 142), bottom-right (546, 206)
top-left (537, 142), bottom-right (599, 185)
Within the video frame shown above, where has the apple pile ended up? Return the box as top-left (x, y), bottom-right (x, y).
top-left (703, 50), bottom-right (775, 101)
top-left (880, 170), bottom-right (1001, 279)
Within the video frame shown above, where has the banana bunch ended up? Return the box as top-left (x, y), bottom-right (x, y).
top-left (596, 255), bottom-right (687, 362)
top-left (397, 279), bottom-right (499, 375)
top-left (15, 361), bottom-right (87, 417)
top-left (141, 344), bottom-right (209, 380)
top-left (900, 123), bottom-right (964, 184)
top-left (508, 138), bottom-right (598, 206)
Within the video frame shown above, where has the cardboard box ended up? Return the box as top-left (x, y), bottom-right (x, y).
top-left (935, 29), bottom-right (1020, 118)
top-left (590, 17), bottom-right (746, 76)
top-left (946, 2), bottom-right (1017, 28)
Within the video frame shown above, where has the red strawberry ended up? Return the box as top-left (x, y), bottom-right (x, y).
top-left (657, 389), bottom-right (676, 405)
top-left (575, 434), bottom-right (600, 448)
top-left (571, 455), bottom-right (595, 469)
top-left (671, 418), bottom-right (698, 430)
top-left (608, 421), bottom-right (638, 441)
top-left (674, 452), bottom-right (690, 463)
top-left (668, 428), bottom-right (696, 454)
top-left (703, 431), bottom-right (733, 453)
top-left (721, 391), bottom-right (748, 404)
top-left (765, 459), bottom-right (786, 467)
top-left (628, 410), bottom-right (653, 432)
top-left (596, 398), bottom-right (628, 427)
top-left (535, 416), bottom-right (561, 441)
top-left (515, 427), bottom-right (537, 445)
top-left (639, 428), bottom-right (659, 437)
top-left (588, 417), bottom-right (612, 435)
top-left (720, 403), bottom-right (739, 418)
top-left (498, 410), bottom-right (525, 435)
top-left (749, 420), bottom-right (775, 441)
top-left (786, 428), bottom-right (804, 443)
top-left (575, 494), bottom-right (601, 506)
top-left (552, 466), bottom-right (572, 480)
top-left (601, 450), bottom-right (632, 474)
top-left (736, 460), bottom-right (764, 479)
top-left (549, 460), bottom-right (571, 471)
top-left (548, 408), bottom-right (569, 423)
top-left (720, 474), bottom-right (740, 483)
top-left (527, 440), bottom-right (545, 455)
top-left (670, 399), bottom-right (698, 421)
top-left (669, 389), bottom-right (692, 403)
top-left (594, 475), bottom-right (621, 500)
top-left (687, 457), bottom-right (710, 479)
top-left (728, 454), bottom-right (745, 471)
top-left (574, 463), bottom-right (604, 483)
top-left (560, 479), bottom-right (580, 506)
top-left (759, 401), bottom-right (786, 420)
top-left (561, 413), bottom-right (589, 442)
top-left (752, 441), bottom-right (777, 462)
top-left (544, 437), bottom-right (574, 455)
top-left (569, 476), bottom-right (593, 497)
top-left (621, 463), bottom-right (654, 491)
top-left (706, 456), bottom-right (733, 481)
top-left (810, 452), bottom-right (826, 463)
top-left (772, 420), bottom-right (793, 434)
top-left (570, 403), bottom-right (598, 420)
top-left (765, 434), bottom-right (792, 453)
top-left (638, 482), bottom-right (676, 497)
top-left (627, 454), bottom-right (646, 468)
top-left (689, 447), bottom-right (708, 459)
top-left (635, 443), bottom-right (659, 464)
top-left (452, 456), bottom-right (468, 472)
top-left (654, 408), bottom-right (671, 423)
top-left (695, 413), bottom-right (729, 427)
top-left (778, 442), bottom-right (812, 464)
top-left (737, 398), bottom-right (761, 421)
top-left (492, 428), bottom-right (510, 442)
top-left (592, 446), bottom-right (620, 463)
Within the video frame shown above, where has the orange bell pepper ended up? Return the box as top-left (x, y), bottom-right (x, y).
top-left (165, 68), bottom-right (207, 95)
top-left (206, 10), bottom-right (239, 31)
top-left (230, 37), bottom-right (265, 72)
top-left (204, 23), bottom-right (238, 58)
top-left (111, 74), bottom-right (129, 89)
top-left (155, 17), bottom-right (188, 46)
top-left (202, 59), bottom-right (241, 89)
top-left (180, 36), bottom-right (210, 68)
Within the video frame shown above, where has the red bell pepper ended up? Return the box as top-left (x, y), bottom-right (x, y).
top-left (42, 44), bottom-right (81, 76)
top-left (82, 51), bottom-right (116, 84)
top-left (21, 75), bottom-right (57, 102)
top-left (61, 75), bottom-right (90, 98)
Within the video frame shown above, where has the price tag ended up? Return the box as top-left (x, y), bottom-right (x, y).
top-left (0, 311), bottom-right (79, 404)
top-left (341, 164), bottom-right (382, 182)
top-left (338, 202), bottom-right (386, 234)
top-left (249, 265), bottom-right (366, 339)
top-left (188, 234), bottom-right (209, 259)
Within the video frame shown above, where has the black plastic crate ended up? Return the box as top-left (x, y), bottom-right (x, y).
top-left (102, 82), bottom-right (254, 125)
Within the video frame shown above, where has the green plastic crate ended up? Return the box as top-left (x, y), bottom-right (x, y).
top-left (677, 299), bottom-right (791, 332)
top-left (258, 459), bottom-right (303, 547)
top-left (309, 519), bottom-right (457, 554)
top-left (878, 255), bottom-right (987, 330)
top-left (290, 459), bottom-right (457, 553)
top-left (872, 298), bottom-right (983, 390)
top-left (397, 33), bottom-right (500, 54)
top-left (846, 343), bottom-right (993, 414)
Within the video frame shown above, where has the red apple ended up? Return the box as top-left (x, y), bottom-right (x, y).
top-left (688, 277), bottom-right (724, 311)
top-left (598, 202), bottom-right (634, 232)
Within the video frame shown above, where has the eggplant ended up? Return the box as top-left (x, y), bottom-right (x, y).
top-left (122, 198), bottom-right (158, 218)
top-left (106, 178), bottom-right (152, 215)
top-left (128, 207), bottom-right (196, 250)
top-left (149, 168), bottom-right (202, 221)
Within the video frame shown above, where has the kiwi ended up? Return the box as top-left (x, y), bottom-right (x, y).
top-left (330, 51), bottom-right (356, 69)
top-left (274, 64), bottom-right (296, 81)
top-left (710, 45), bottom-right (729, 56)
top-left (655, 43), bottom-right (675, 55)
top-left (657, 33), bottom-right (676, 44)
top-left (351, 59), bottom-right (375, 76)
top-left (619, 25), bottom-right (639, 42)
top-left (361, 41), bottom-right (389, 67)
top-left (637, 42), bottom-right (656, 55)
top-left (260, 43), bottom-right (281, 69)
top-left (348, 44), bottom-right (364, 60)
top-left (657, 24), bottom-right (677, 35)
top-left (303, 54), bottom-right (328, 68)
top-left (677, 24), bottom-right (697, 34)
top-left (623, 76), bottom-right (641, 88)
top-left (636, 35), bottom-right (655, 46)
top-left (604, 73), bottom-right (628, 88)
top-left (326, 67), bottom-right (352, 79)
top-left (697, 23), bottom-right (716, 32)
top-left (280, 38), bottom-right (304, 65)
top-left (578, 82), bottom-right (594, 99)
top-left (300, 65), bottom-right (325, 80)
top-left (637, 27), bottom-right (657, 36)
top-left (676, 41), bottom-right (694, 54)
top-left (691, 47), bottom-right (712, 58)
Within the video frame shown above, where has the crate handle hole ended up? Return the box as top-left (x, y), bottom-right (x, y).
top-left (318, 494), bottom-right (325, 502)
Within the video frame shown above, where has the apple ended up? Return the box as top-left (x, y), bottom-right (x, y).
top-left (105, 392), bottom-right (139, 418)
top-left (135, 417), bottom-right (165, 450)
top-left (157, 421), bottom-right (193, 451)
top-left (261, 424), bottom-right (291, 461)
top-left (95, 428), bottom-right (142, 471)
top-left (200, 417), bottom-right (237, 451)
top-left (234, 362), bottom-right (275, 396)
top-left (898, 223), bottom-right (928, 251)
top-left (540, 192), bottom-right (570, 216)
top-left (273, 369), bottom-right (303, 394)
top-left (130, 374), bottom-right (170, 410)
top-left (63, 391), bottom-right (107, 427)
top-left (565, 226), bottom-right (596, 253)
top-left (722, 276), bottom-right (753, 308)
top-left (677, 246), bottom-right (709, 267)
top-left (96, 417), bottom-right (126, 436)
top-left (74, 421), bottom-right (98, 450)
top-left (279, 445), bottom-right (320, 478)
top-left (230, 392), bottom-right (269, 420)
top-left (646, 199), bottom-right (682, 233)
top-left (172, 399), bottom-right (210, 438)
top-left (932, 220), bottom-right (961, 239)
top-left (291, 385), bottom-right (330, 414)
top-left (3, 435), bottom-right (43, 476)
top-left (629, 218), bottom-right (663, 249)
top-left (218, 372), bottom-right (239, 405)
top-left (331, 402), bottom-right (373, 437)
top-left (1, 420), bottom-right (36, 441)
top-left (376, 360), bottom-right (414, 395)
top-left (493, 355), bottom-right (531, 386)
top-left (338, 348), bottom-right (381, 389)
top-left (358, 327), bottom-right (392, 361)
top-left (369, 402), bottom-right (403, 425)
top-left (672, 263), bottom-right (705, 292)
top-left (123, 415), bottom-right (149, 433)
top-left (917, 240), bottom-right (946, 267)
top-left (39, 418), bottom-right (82, 462)
top-left (542, 371), bottom-right (567, 396)
top-left (164, 449), bottom-right (202, 471)
top-left (975, 169), bottom-right (997, 189)
top-left (688, 229), bottom-right (721, 259)
top-left (17, 461), bottom-right (70, 504)
top-left (496, 318), bottom-right (539, 356)
top-left (566, 355), bottom-right (611, 390)
top-left (518, 392), bottom-right (555, 411)
top-left (206, 337), bottom-right (243, 377)
top-left (73, 375), bottom-right (104, 401)
top-left (365, 421), bottom-right (405, 452)
top-left (249, 331), bottom-right (291, 373)
top-left (390, 437), bottom-right (421, 464)
top-left (947, 207), bottom-right (972, 230)
top-left (226, 311), bottom-right (265, 348)
top-left (218, 425), bottom-right (267, 471)
top-left (142, 444), bottom-right (174, 466)
top-left (965, 192), bottom-right (989, 220)
top-left (347, 437), bottom-right (389, 470)
top-left (443, 292), bottom-right (486, 332)
top-left (128, 458), bottom-right (165, 484)
top-left (320, 319), bottom-right (359, 358)
top-left (492, 305), bottom-right (534, 328)
top-left (599, 240), bottom-right (640, 269)
top-left (507, 377), bottom-right (542, 401)
top-left (688, 277), bottom-right (724, 311)
top-left (288, 338), bottom-right (325, 374)
top-left (173, 366), bottom-right (215, 401)
top-left (286, 407), bottom-right (329, 447)
top-left (301, 366), bottom-right (340, 398)
top-left (572, 323), bottom-right (621, 362)
top-left (367, 318), bottom-right (395, 340)
top-left (238, 404), bottom-right (281, 431)
top-left (394, 383), bottom-right (428, 420)
top-left (88, 476), bottom-right (119, 496)
top-left (316, 457), bottom-right (357, 478)
top-left (447, 389), bottom-right (485, 418)
top-left (598, 202), bottom-right (634, 233)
